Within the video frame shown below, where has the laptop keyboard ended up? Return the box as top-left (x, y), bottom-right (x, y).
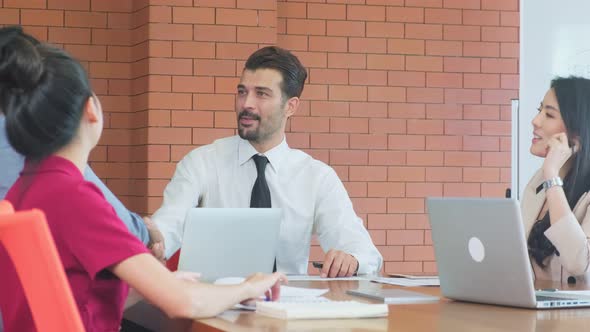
top-left (536, 295), bottom-right (576, 302)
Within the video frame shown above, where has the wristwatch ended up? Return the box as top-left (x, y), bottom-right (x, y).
top-left (542, 176), bottom-right (563, 191)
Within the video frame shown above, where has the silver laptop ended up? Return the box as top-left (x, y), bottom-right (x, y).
top-left (427, 197), bottom-right (590, 309)
top-left (178, 208), bottom-right (282, 282)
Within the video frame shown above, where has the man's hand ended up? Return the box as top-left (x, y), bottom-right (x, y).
top-left (143, 216), bottom-right (165, 263)
top-left (320, 249), bottom-right (358, 278)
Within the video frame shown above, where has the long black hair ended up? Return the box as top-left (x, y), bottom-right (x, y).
top-left (0, 25), bottom-right (93, 161)
top-left (528, 76), bottom-right (590, 268)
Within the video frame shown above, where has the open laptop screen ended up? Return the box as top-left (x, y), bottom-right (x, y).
top-left (178, 208), bottom-right (282, 282)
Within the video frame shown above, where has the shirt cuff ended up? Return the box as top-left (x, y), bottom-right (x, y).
top-left (544, 213), bottom-right (589, 274)
top-left (159, 222), bottom-right (181, 259)
top-left (545, 212), bottom-right (585, 247)
top-left (351, 253), bottom-right (380, 275)
top-left (129, 212), bottom-right (150, 246)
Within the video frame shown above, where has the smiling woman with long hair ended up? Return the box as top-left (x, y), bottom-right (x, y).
top-left (522, 76), bottom-right (590, 283)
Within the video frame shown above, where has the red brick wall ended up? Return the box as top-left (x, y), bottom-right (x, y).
top-left (278, 0), bottom-right (518, 274)
top-left (1, 0), bottom-right (149, 212)
top-left (1, 0), bottom-right (519, 274)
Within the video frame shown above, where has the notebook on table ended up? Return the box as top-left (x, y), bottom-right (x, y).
top-left (255, 299), bottom-right (388, 320)
top-left (214, 277), bottom-right (331, 311)
top-left (427, 197), bottom-right (590, 309)
top-left (347, 288), bottom-right (439, 304)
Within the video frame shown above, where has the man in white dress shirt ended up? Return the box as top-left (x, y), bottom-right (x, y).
top-left (152, 46), bottom-right (382, 277)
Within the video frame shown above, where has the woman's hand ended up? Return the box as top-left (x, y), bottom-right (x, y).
top-left (542, 132), bottom-right (576, 179)
top-left (242, 272), bottom-right (287, 302)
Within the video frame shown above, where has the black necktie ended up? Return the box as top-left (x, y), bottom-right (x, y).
top-left (250, 155), bottom-right (276, 271)
top-left (250, 155), bottom-right (271, 208)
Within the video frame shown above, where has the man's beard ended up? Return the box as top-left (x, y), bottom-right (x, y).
top-left (237, 110), bottom-right (262, 142)
top-left (238, 126), bottom-right (260, 142)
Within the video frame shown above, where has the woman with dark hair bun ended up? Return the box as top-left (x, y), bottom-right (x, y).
top-left (0, 26), bottom-right (286, 332)
top-left (522, 76), bottom-right (590, 283)
top-left (0, 26), bottom-right (92, 162)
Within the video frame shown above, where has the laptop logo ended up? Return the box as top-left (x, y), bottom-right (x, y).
top-left (468, 237), bottom-right (485, 262)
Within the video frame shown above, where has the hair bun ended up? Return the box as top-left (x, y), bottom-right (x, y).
top-left (0, 26), bottom-right (44, 92)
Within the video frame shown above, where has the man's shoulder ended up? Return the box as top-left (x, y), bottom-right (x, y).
top-left (287, 146), bottom-right (335, 175)
top-left (183, 135), bottom-right (239, 160)
top-left (212, 135), bottom-right (240, 149)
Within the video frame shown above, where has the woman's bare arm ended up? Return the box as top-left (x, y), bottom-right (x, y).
top-left (111, 253), bottom-right (285, 319)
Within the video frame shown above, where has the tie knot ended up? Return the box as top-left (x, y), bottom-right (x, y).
top-left (252, 154), bottom-right (269, 175)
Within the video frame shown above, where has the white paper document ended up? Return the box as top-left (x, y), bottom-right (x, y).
top-left (371, 276), bottom-right (440, 287)
top-left (280, 285), bottom-right (329, 298)
top-left (286, 275), bottom-right (370, 281)
top-left (228, 285), bottom-right (329, 311)
top-left (388, 273), bottom-right (438, 279)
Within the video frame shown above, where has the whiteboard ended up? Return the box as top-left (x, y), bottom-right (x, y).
top-left (517, 0), bottom-right (590, 198)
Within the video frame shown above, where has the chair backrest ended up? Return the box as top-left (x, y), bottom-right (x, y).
top-left (0, 200), bottom-right (85, 332)
top-left (0, 200), bottom-right (14, 215)
top-left (166, 249), bottom-right (180, 271)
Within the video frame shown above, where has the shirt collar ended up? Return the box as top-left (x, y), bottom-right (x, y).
top-left (21, 155), bottom-right (83, 179)
top-left (237, 136), bottom-right (289, 173)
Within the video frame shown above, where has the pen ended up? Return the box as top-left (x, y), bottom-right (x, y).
top-left (537, 288), bottom-right (559, 292)
top-left (312, 261), bottom-right (359, 277)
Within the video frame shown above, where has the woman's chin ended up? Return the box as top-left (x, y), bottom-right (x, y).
top-left (530, 146), bottom-right (547, 158)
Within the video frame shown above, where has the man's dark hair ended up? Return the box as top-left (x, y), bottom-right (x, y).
top-left (244, 46), bottom-right (307, 99)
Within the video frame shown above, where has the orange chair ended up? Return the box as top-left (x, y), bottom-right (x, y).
top-left (0, 200), bottom-right (85, 332)
top-left (0, 200), bottom-right (13, 215)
